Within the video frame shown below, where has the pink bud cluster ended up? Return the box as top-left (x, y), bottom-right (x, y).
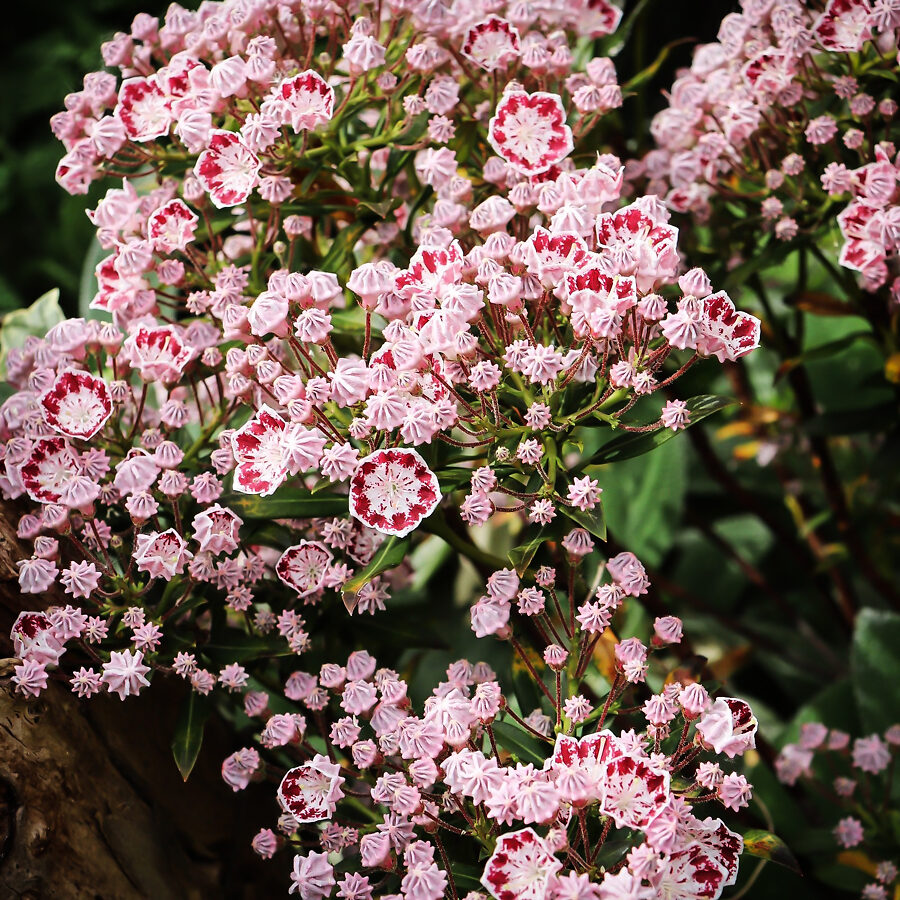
top-left (635, 0), bottom-right (900, 298)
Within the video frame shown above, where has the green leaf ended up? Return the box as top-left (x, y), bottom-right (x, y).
top-left (561, 503), bottom-right (607, 541)
top-left (622, 38), bottom-right (692, 92)
top-left (597, 432), bottom-right (687, 567)
top-left (851, 609), bottom-right (900, 733)
top-left (342, 535), bottom-right (410, 612)
top-left (0, 288), bottom-right (64, 377)
top-left (508, 533), bottom-right (549, 576)
top-left (171, 691), bottom-right (212, 781)
top-left (742, 830), bottom-right (802, 874)
top-left (491, 720), bottom-right (550, 765)
top-left (775, 331), bottom-right (874, 382)
top-left (221, 489), bottom-right (347, 519)
top-left (202, 632), bottom-right (293, 663)
top-left (585, 395), bottom-right (736, 466)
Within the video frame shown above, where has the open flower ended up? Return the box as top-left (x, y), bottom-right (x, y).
top-left (278, 754), bottom-right (345, 822)
top-left (481, 827), bottom-right (562, 900)
top-left (40, 368), bottom-right (112, 440)
top-left (488, 91), bottom-right (573, 176)
top-left (230, 405), bottom-right (290, 496)
top-left (194, 130), bottom-right (261, 208)
top-left (276, 541), bottom-right (334, 597)
top-left (19, 437), bottom-right (81, 504)
top-left (349, 448), bottom-right (441, 537)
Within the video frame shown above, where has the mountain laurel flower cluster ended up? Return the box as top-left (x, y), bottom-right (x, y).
top-left (776, 721), bottom-right (900, 900)
top-left (223, 550), bottom-right (758, 900)
top-left (0, 0), bottom-right (779, 897)
top-left (636, 0), bottom-right (900, 300)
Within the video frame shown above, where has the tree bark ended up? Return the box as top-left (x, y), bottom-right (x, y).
top-left (0, 504), bottom-right (285, 898)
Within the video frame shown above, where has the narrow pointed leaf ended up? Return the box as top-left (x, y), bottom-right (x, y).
top-left (171, 691), bottom-right (212, 781)
top-left (561, 503), bottom-right (607, 540)
top-left (508, 533), bottom-right (549, 575)
top-left (586, 395), bottom-right (736, 466)
top-left (342, 535), bottom-right (410, 612)
top-left (221, 489), bottom-right (347, 519)
top-left (743, 830), bottom-right (802, 874)
top-left (491, 720), bottom-right (550, 765)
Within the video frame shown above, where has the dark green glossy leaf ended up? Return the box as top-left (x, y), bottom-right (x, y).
top-left (561, 503), bottom-right (607, 540)
top-left (171, 691), bottom-right (212, 781)
top-left (851, 609), bottom-right (900, 733)
top-left (743, 830), bottom-right (802, 874)
top-left (491, 720), bottom-right (550, 765)
top-left (508, 533), bottom-right (549, 575)
top-left (342, 535), bottom-right (410, 612)
top-left (775, 331), bottom-right (874, 381)
top-left (202, 632), bottom-right (294, 664)
top-left (585, 395), bottom-right (736, 466)
top-left (221, 490), bottom-right (347, 520)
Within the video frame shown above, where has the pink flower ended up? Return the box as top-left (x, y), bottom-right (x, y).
top-left (660, 400), bottom-right (690, 432)
top-left (814, 0), bottom-right (873, 52)
top-left (191, 504), bottom-right (242, 555)
top-left (148, 198), bottom-right (198, 253)
top-left (349, 448), bottom-right (441, 537)
top-left (696, 698), bottom-right (757, 758)
top-left (278, 754), bottom-right (345, 822)
top-left (134, 528), bottom-right (193, 580)
top-left (290, 851), bottom-right (335, 899)
top-left (100, 649), bottom-right (150, 700)
top-left (231, 405), bottom-right (290, 496)
top-left (488, 91), bottom-right (573, 176)
top-left (272, 71), bottom-right (335, 132)
top-left (567, 476), bottom-right (602, 511)
top-left (481, 828), bottom-right (562, 900)
top-left (123, 325), bottom-right (196, 383)
top-left (12, 659), bottom-right (49, 698)
top-left (853, 735), bottom-right (891, 774)
top-left (19, 437), bottom-right (81, 504)
top-left (221, 747), bottom-right (260, 791)
top-left (194, 130), bottom-right (261, 208)
top-left (462, 17), bottom-right (521, 72)
top-left (834, 816), bottom-right (865, 848)
top-left (252, 828), bottom-right (278, 859)
top-left (277, 541), bottom-right (334, 597)
top-left (116, 76), bottom-right (171, 142)
top-left (40, 369), bottom-right (112, 440)
top-left (718, 772), bottom-right (752, 811)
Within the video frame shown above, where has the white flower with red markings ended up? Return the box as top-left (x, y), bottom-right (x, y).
top-left (595, 203), bottom-right (680, 292)
top-left (147, 198), bottom-right (199, 253)
top-left (230, 405), bottom-right (291, 496)
top-left (271, 71), bottom-right (335, 133)
top-left (276, 541), bottom-right (334, 597)
top-left (481, 827), bottom-right (562, 900)
top-left (115, 76), bottom-right (171, 142)
top-left (650, 841), bottom-right (729, 900)
top-left (583, 0), bottom-right (624, 38)
top-left (462, 17), bottom-right (521, 71)
top-left (10, 611), bottom-right (64, 666)
top-left (20, 437), bottom-right (81, 504)
top-left (277, 754), bottom-right (345, 822)
top-left (134, 528), bottom-right (193, 580)
top-left (194, 130), bottom-right (261, 208)
top-left (814, 0), bottom-right (873, 52)
top-left (488, 91), bottom-right (573, 176)
top-left (123, 324), bottom-right (196, 383)
top-left (687, 818), bottom-right (743, 888)
top-left (39, 369), bottom-right (112, 440)
top-left (191, 504), bottom-right (243, 555)
top-left (697, 293), bottom-right (761, 362)
top-left (601, 745), bottom-right (671, 829)
top-left (349, 448), bottom-right (441, 537)
top-left (696, 697), bottom-right (758, 758)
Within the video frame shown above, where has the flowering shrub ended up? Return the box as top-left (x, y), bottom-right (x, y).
top-left (7, 0), bottom-right (900, 896)
top-left (636, 0), bottom-right (900, 298)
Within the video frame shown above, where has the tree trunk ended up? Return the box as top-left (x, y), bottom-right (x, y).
top-left (0, 504), bottom-right (285, 898)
